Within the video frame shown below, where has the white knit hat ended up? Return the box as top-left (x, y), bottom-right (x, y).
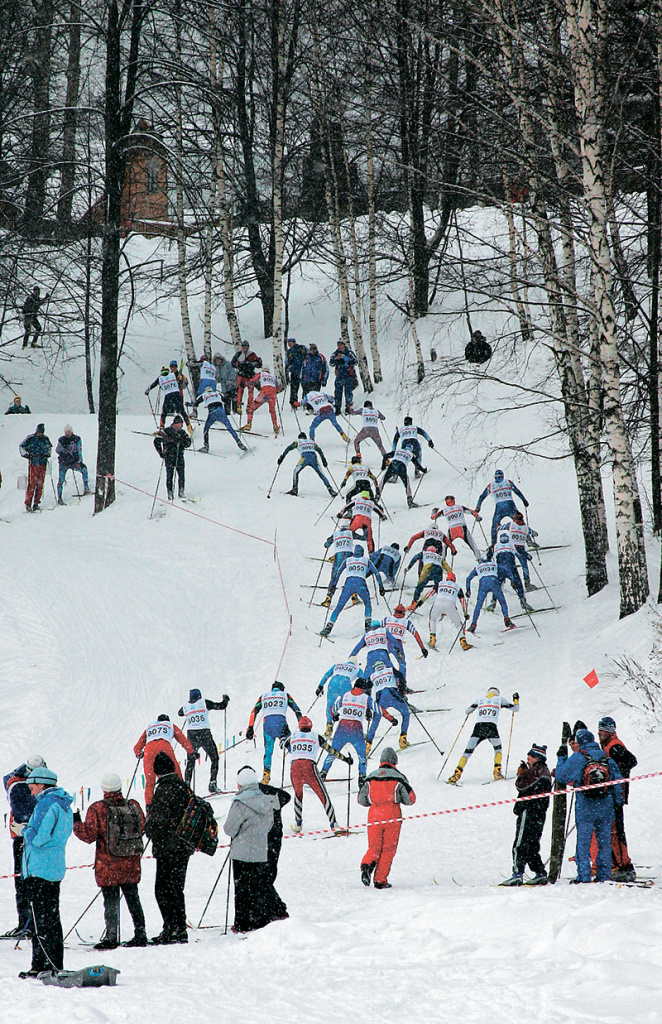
top-left (101, 772), bottom-right (122, 793)
top-left (26, 755), bottom-right (45, 769)
top-left (236, 766), bottom-right (257, 789)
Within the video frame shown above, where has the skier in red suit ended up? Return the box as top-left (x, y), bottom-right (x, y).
top-left (133, 714), bottom-right (194, 807)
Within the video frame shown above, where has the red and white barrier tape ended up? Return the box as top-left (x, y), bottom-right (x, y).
top-left (2, 770), bottom-right (658, 881)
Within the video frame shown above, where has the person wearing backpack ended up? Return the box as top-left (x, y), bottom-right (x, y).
top-left (144, 752), bottom-right (194, 944)
top-left (73, 773), bottom-right (146, 949)
top-left (555, 728), bottom-right (623, 883)
top-left (596, 716), bottom-right (638, 882)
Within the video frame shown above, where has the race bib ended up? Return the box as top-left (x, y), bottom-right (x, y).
top-left (423, 550), bottom-right (445, 568)
top-left (146, 720), bottom-right (174, 743)
top-left (289, 732), bottom-right (319, 760)
top-left (261, 692), bottom-right (287, 716)
top-left (393, 448), bottom-right (413, 466)
top-left (365, 628), bottom-right (388, 650)
top-left (159, 373), bottom-right (179, 395)
top-left (338, 693), bottom-right (368, 722)
top-left (297, 439), bottom-right (316, 456)
top-left (353, 500), bottom-right (373, 518)
top-left (476, 561), bottom-right (498, 578)
top-left (334, 531), bottom-right (353, 553)
top-left (442, 505), bottom-right (465, 526)
top-left (362, 410), bottom-right (380, 428)
top-left (399, 425), bottom-right (418, 440)
top-left (184, 699), bottom-right (209, 730)
top-left (260, 372), bottom-right (277, 389)
top-left (345, 558), bottom-right (368, 578)
top-left (490, 483), bottom-right (513, 503)
top-left (476, 696), bottom-right (500, 721)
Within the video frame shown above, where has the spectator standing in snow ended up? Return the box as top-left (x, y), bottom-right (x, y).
top-left (213, 352), bottom-right (239, 413)
top-left (329, 339), bottom-right (358, 415)
top-left (56, 425), bottom-right (91, 504)
top-left (5, 395), bottom-right (30, 415)
top-left (223, 765), bottom-right (288, 933)
top-left (358, 747), bottom-right (415, 889)
top-left (596, 716), bottom-right (638, 881)
top-left (73, 772), bottom-right (147, 949)
top-left (501, 743), bottom-right (552, 886)
top-left (2, 755), bottom-right (46, 939)
top-left (19, 423), bottom-right (52, 513)
top-left (144, 752), bottom-right (194, 944)
top-left (153, 415), bottom-right (191, 500)
top-left (285, 337), bottom-right (308, 408)
top-left (301, 344), bottom-right (328, 395)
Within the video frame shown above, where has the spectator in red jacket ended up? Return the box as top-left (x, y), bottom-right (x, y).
top-left (358, 747), bottom-right (415, 888)
top-left (133, 715), bottom-right (194, 807)
top-left (73, 772), bottom-right (146, 949)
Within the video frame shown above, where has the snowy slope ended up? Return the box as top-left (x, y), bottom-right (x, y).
top-left (1, 239), bottom-right (662, 1023)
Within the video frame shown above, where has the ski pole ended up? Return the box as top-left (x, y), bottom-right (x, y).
top-left (224, 854), bottom-right (233, 934)
top-left (437, 713), bottom-right (469, 779)
top-left (280, 745), bottom-right (286, 787)
top-left (147, 392), bottom-right (159, 428)
top-left (309, 547), bottom-right (330, 608)
top-left (223, 709), bottom-right (227, 791)
top-left (149, 459), bottom-right (165, 519)
top-left (448, 620), bottom-right (465, 655)
top-left (346, 762), bottom-right (351, 832)
top-left (128, 755), bottom-right (141, 794)
top-left (530, 561), bottom-right (558, 612)
top-left (198, 849), bottom-right (232, 928)
top-left (276, 393), bottom-right (285, 437)
top-left (397, 565), bottom-right (408, 604)
top-left (520, 601), bottom-right (541, 638)
top-left (48, 460), bottom-right (58, 507)
top-left (368, 723), bottom-right (395, 760)
top-left (504, 709), bottom-right (515, 778)
top-left (64, 890), bottom-right (102, 941)
top-left (306, 693), bottom-right (321, 715)
top-left (266, 462), bottom-right (281, 499)
top-left (314, 491), bottom-right (338, 526)
top-left (409, 708), bottom-right (445, 763)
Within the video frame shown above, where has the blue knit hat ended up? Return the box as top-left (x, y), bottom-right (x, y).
top-left (575, 729), bottom-right (594, 746)
top-left (598, 717), bottom-right (616, 733)
top-left (189, 688), bottom-right (201, 702)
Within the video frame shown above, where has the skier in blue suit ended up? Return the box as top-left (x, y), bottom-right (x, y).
top-left (475, 469), bottom-right (529, 544)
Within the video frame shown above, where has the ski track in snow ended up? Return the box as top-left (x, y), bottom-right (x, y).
top-left (1, 256), bottom-right (662, 1022)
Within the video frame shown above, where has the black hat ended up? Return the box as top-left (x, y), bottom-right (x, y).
top-left (153, 752), bottom-right (175, 776)
top-left (272, 681), bottom-right (285, 691)
top-left (36, 423), bottom-right (45, 433)
top-left (298, 432), bottom-right (307, 439)
top-left (157, 713), bottom-right (170, 722)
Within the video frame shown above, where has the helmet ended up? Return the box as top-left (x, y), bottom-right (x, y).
top-left (272, 681), bottom-right (285, 692)
top-left (494, 469), bottom-right (504, 482)
top-left (445, 495), bottom-right (455, 505)
top-left (513, 512), bottom-right (524, 523)
top-left (446, 570), bottom-right (456, 582)
top-left (299, 716), bottom-right (312, 732)
top-left (360, 490), bottom-right (370, 499)
top-left (354, 543), bottom-right (365, 557)
top-left (369, 619), bottom-right (381, 630)
top-left (355, 677), bottom-right (372, 692)
top-left (404, 416), bottom-right (412, 426)
top-left (298, 431), bottom-right (307, 439)
top-left (157, 713), bottom-right (170, 722)
top-left (391, 542), bottom-right (400, 550)
top-left (364, 400), bottom-right (373, 408)
top-left (486, 687), bottom-right (500, 697)
top-left (351, 455), bottom-right (361, 465)
top-left (394, 604), bottom-right (406, 617)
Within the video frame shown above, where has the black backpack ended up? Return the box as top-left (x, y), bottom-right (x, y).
top-left (104, 800), bottom-right (144, 857)
top-left (580, 751), bottom-right (610, 799)
top-left (175, 790), bottom-right (218, 856)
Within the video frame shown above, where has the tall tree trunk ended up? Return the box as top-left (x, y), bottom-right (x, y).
top-left (23, 0), bottom-right (53, 233)
top-left (174, 0), bottom-right (196, 367)
top-left (57, 0), bottom-right (81, 229)
top-left (364, 22), bottom-right (382, 383)
top-left (270, 0), bottom-right (286, 383)
top-left (566, 0), bottom-right (649, 616)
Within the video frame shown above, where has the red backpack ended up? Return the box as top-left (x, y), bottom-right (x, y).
top-left (580, 751), bottom-right (610, 798)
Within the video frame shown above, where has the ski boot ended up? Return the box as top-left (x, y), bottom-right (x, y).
top-left (407, 599), bottom-right (419, 612)
top-left (525, 873), bottom-right (549, 886)
top-left (520, 598), bottom-right (534, 613)
top-left (500, 873), bottom-right (523, 887)
top-left (448, 756), bottom-right (466, 785)
top-left (83, 488), bottom-right (92, 495)
top-left (612, 865), bottom-right (636, 882)
top-left (237, 440), bottom-right (248, 452)
top-left (208, 781), bottom-right (220, 794)
top-left (503, 618), bottom-right (516, 630)
top-left (320, 594), bottom-right (331, 608)
top-left (273, 425), bottom-right (281, 436)
top-left (407, 497), bottom-right (419, 509)
top-left (261, 769), bottom-right (271, 785)
top-left (374, 881), bottom-right (392, 889)
top-left (57, 498), bottom-right (65, 506)
top-left (240, 422), bottom-right (252, 433)
top-left (351, 593), bottom-right (360, 605)
top-left (341, 433), bottom-right (350, 443)
top-left (459, 637), bottom-right (472, 651)
top-left (428, 633), bottom-right (437, 649)
top-left (327, 488), bottom-right (337, 497)
top-left (467, 622), bottom-right (477, 634)
top-left (361, 862), bottom-right (375, 887)
top-left (320, 623), bottom-right (333, 637)
top-left (525, 580), bottom-right (539, 592)
top-left (286, 487), bottom-right (299, 496)
top-left (399, 734), bottom-right (410, 750)
top-left (199, 442), bottom-right (209, 453)
top-left (167, 489), bottom-right (174, 501)
top-left (325, 722), bottom-right (333, 738)
top-left (493, 752), bottom-right (504, 781)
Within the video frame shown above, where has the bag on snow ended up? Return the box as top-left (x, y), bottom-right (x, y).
top-left (104, 800), bottom-right (144, 857)
top-left (579, 752), bottom-right (610, 798)
top-left (40, 965), bottom-right (120, 988)
top-left (176, 790), bottom-right (218, 856)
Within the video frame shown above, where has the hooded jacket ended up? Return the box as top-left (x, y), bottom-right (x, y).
top-left (144, 773), bottom-right (192, 858)
top-left (357, 764), bottom-right (416, 820)
top-left (22, 786), bottom-right (74, 881)
top-left (223, 783), bottom-right (273, 862)
top-left (555, 741), bottom-right (623, 821)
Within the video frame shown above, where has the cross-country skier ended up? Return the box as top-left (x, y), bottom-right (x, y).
top-left (241, 366), bottom-right (282, 436)
top-left (504, 512), bottom-right (538, 591)
top-left (321, 544), bottom-right (384, 636)
top-left (321, 678), bottom-right (380, 787)
top-left (316, 659), bottom-right (360, 735)
top-left (359, 746), bottom-right (416, 889)
top-left (286, 717), bottom-right (352, 831)
top-left (177, 689), bottom-right (230, 794)
top-left (370, 660), bottom-right (411, 749)
top-left (55, 425), bottom-right (91, 503)
top-left (431, 496), bottom-right (482, 557)
top-left (392, 417), bottom-right (434, 475)
top-left (380, 447), bottom-right (426, 507)
top-left (490, 528), bottom-right (534, 612)
top-left (193, 356), bottom-right (217, 395)
top-left (371, 543), bottom-right (402, 586)
top-left (146, 365), bottom-right (191, 430)
top-left (337, 491), bottom-right (387, 553)
top-left (465, 554), bottom-right (514, 633)
top-left (246, 682), bottom-right (302, 784)
top-left (153, 415), bottom-right (192, 500)
top-left (405, 514), bottom-right (456, 560)
top-left (195, 385), bottom-right (247, 453)
top-left (2, 754), bottom-right (46, 938)
top-left (447, 688), bottom-right (519, 784)
top-left (231, 342), bottom-right (262, 409)
top-left (475, 469), bottom-right (529, 544)
top-left (555, 728), bottom-right (623, 883)
top-left (277, 433), bottom-right (336, 497)
top-left (134, 714), bottom-right (194, 807)
top-left (501, 743), bottom-right (552, 886)
top-left (349, 619), bottom-right (402, 677)
top-left (340, 454), bottom-right (379, 501)
top-left (350, 401), bottom-right (387, 457)
top-left (405, 545), bottom-right (451, 611)
top-left (304, 390), bottom-right (349, 441)
top-left (428, 571), bottom-right (472, 651)
top-left (595, 716), bottom-right (638, 882)
top-left (321, 526), bottom-right (355, 607)
top-left (380, 605), bottom-right (427, 675)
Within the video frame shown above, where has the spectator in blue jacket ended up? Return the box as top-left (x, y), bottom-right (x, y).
top-left (19, 424), bottom-right (52, 513)
top-left (301, 344), bottom-right (328, 394)
top-left (285, 338), bottom-right (308, 409)
top-left (56, 425), bottom-right (91, 504)
top-left (555, 728), bottom-right (623, 884)
top-left (329, 340), bottom-right (358, 415)
top-left (19, 766), bottom-right (73, 977)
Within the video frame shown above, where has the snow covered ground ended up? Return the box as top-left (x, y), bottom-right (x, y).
top-left (1, 238), bottom-right (662, 1023)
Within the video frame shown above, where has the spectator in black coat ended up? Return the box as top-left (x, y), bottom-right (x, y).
top-left (153, 416), bottom-right (191, 500)
top-left (501, 743), bottom-right (552, 887)
top-left (258, 781), bottom-right (291, 882)
top-left (285, 338), bottom-right (308, 408)
top-left (144, 752), bottom-right (193, 944)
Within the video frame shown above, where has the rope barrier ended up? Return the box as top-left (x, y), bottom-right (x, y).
top-left (3, 770), bottom-right (658, 881)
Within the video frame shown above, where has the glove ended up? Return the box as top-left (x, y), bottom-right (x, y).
top-left (246, 726), bottom-right (254, 741)
top-left (72, 811), bottom-right (81, 824)
top-left (513, 692), bottom-right (519, 702)
top-left (144, 388), bottom-right (149, 396)
top-left (345, 755), bottom-right (354, 765)
top-left (279, 734), bottom-right (289, 749)
top-left (420, 647), bottom-right (429, 658)
top-left (428, 440), bottom-right (434, 448)
top-left (464, 612), bottom-right (469, 620)
top-left (516, 762), bottom-right (526, 777)
top-left (322, 461), bottom-right (328, 469)
top-left (466, 590), bottom-right (471, 600)
top-left (557, 745), bottom-right (567, 758)
top-left (450, 545), bottom-right (457, 556)
top-left (277, 456), bottom-right (284, 466)
top-left (365, 742), bottom-right (372, 757)
top-left (315, 685), bottom-right (324, 697)
top-left (220, 694), bottom-right (230, 709)
top-left (137, 751), bottom-right (144, 760)
top-left (10, 822), bottom-right (26, 836)
top-left (379, 586), bottom-right (385, 597)
top-left (523, 500), bottom-right (529, 508)
top-left (474, 513), bottom-right (482, 521)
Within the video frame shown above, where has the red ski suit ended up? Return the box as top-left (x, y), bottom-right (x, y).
top-left (358, 762), bottom-right (415, 885)
top-left (134, 726), bottom-right (193, 806)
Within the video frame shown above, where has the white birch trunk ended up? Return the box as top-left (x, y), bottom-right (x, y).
top-left (174, 15), bottom-right (195, 366)
top-left (364, 25), bottom-right (382, 383)
top-left (271, 0), bottom-right (286, 386)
